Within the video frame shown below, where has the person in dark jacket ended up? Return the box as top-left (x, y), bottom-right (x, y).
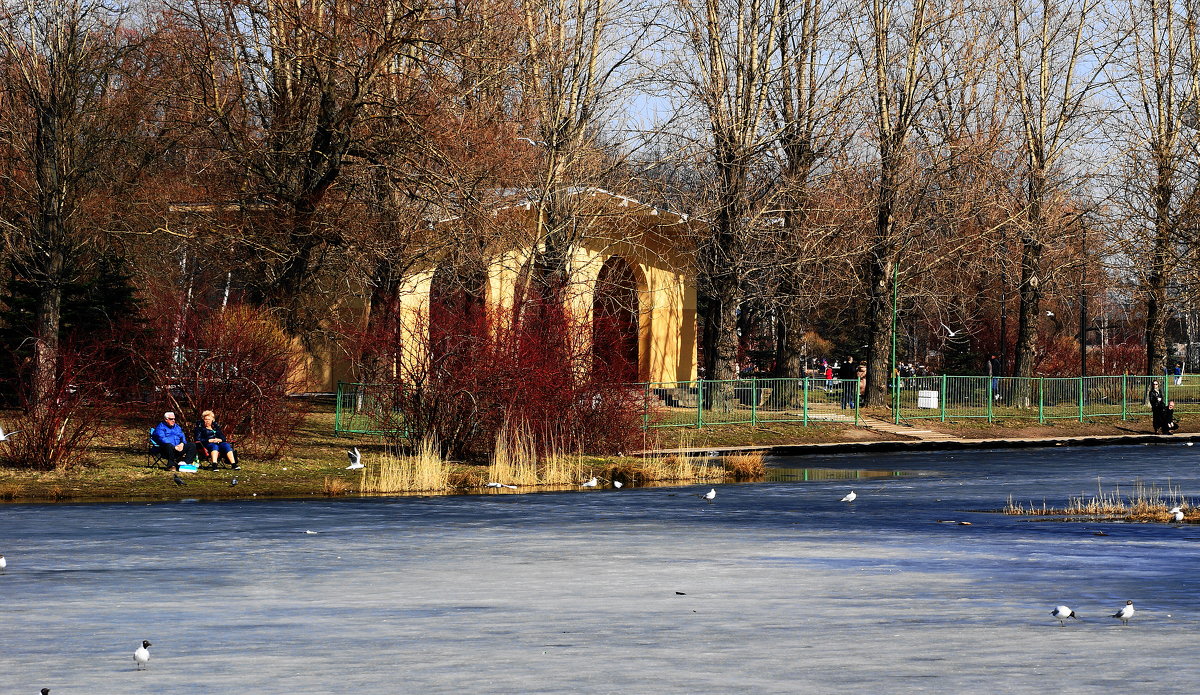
top-left (987, 355), bottom-right (1002, 400)
top-left (152, 411), bottom-right (196, 470)
top-left (1161, 400), bottom-right (1180, 434)
top-left (838, 357), bottom-right (858, 409)
top-left (194, 410), bottom-right (238, 470)
top-left (1147, 381), bottom-right (1168, 433)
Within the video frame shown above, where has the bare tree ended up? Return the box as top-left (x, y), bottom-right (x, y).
top-left (997, 0), bottom-right (1113, 386)
top-left (1109, 0), bottom-right (1200, 376)
top-left (0, 0), bottom-right (159, 407)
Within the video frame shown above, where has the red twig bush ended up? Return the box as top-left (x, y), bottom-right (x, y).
top-left (351, 297), bottom-right (645, 460)
top-left (0, 342), bottom-right (104, 471)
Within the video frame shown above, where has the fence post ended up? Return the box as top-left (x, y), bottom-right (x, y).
top-left (1122, 372), bottom-right (1128, 421)
top-left (803, 378), bottom-right (809, 427)
top-left (751, 377), bottom-right (758, 426)
top-left (1038, 377), bottom-right (1045, 424)
top-left (1078, 377), bottom-right (1085, 422)
top-left (696, 379), bottom-right (704, 429)
top-left (987, 377), bottom-right (994, 423)
top-left (334, 381), bottom-right (344, 436)
top-left (940, 374), bottom-right (947, 422)
top-left (1164, 373), bottom-right (1170, 402)
top-left (643, 382), bottom-right (651, 430)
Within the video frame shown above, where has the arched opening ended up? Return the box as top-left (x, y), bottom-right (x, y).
top-left (593, 256), bottom-right (642, 382)
top-left (428, 263), bottom-right (488, 375)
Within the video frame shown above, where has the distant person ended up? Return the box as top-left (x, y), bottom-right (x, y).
top-left (824, 362), bottom-right (833, 382)
top-left (152, 411), bottom-right (196, 471)
top-left (838, 356), bottom-right (857, 409)
top-left (987, 354), bottom-right (1002, 400)
top-left (194, 410), bottom-right (238, 471)
top-left (1173, 363), bottom-right (1184, 386)
top-left (1147, 381), bottom-right (1168, 433)
top-left (857, 362), bottom-right (868, 405)
top-left (1162, 400), bottom-right (1180, 434)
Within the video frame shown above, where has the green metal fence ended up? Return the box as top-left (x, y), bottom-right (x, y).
top-left (642, 379), bottom-right (861, 429)
top-left (894, 374), bottom-right (1197, 425)
top-left (334, 375), bottom-right (1195, 435)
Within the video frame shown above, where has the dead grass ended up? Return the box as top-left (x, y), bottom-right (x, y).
top-left (322, 476), bottom-right (352, 496)
top-left (1004, 478), bottom-right (1195, 522)
top-left (360, 437), bottom-right (450, 493)
top-left (722, 450), bottom-right (766, 479)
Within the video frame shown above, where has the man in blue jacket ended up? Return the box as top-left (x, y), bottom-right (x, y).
top-left (152, 411), bottom-right (196, 470)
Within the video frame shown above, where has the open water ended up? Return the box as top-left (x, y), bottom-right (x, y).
top-left (1, 443), bottom-right (1198, 693)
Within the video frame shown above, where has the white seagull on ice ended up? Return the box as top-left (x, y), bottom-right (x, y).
top-left (1050, 605), bottom-right (1078, 627)
top-left (840, 491), bottom-right (857, 503)
top-left (581, 477), bottom-right (598, 488)
top-left (1169, 507), bottom-right (1185, 523)
top-left (133, 640), bottom-right (152, 670)
top-left (1111, 600), bottom-right (1135, 625)
top-left (701, 488), bottom-right (716, 501)
top-left (486, 482), bottom-right (517, 489)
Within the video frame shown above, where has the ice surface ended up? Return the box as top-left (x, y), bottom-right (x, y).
top-left (2, 443), bottom-right (1198, 694)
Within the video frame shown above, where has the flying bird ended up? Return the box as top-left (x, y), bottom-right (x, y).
top-left (1046, 310), bottom-right (1055, 317)
top-left (840, 490), bottom-right (857, 503)
top-left (1111, 600), bottom-right (1135, 625)
top-left (1050, 605), bottom-right (1078, 627)
top-left (581, 477), bottom-right (599, 488)
top-left (0, 425), bottom-right (19, 441)
top-left (172, 474), bottom-right (186, 486)
top-left (939, 322), bottom-right (962, 338)
top-left (346, 447), bottom-right (364, 470)
top-left (134, 640), bottom-right (152, 670)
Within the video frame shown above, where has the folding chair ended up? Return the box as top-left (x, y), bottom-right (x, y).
top-left (146, 429), bottom-right (168, 469)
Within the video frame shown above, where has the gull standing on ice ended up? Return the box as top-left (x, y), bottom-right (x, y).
top-left (1050, 605), bottom-right (1078, 627)
top-left (581, 477), bottom-right (598, 488)
top-left (701, 488), bottom-right (716, 501)
top-left (133, 640), bottom-right (152, 670)
top-left (1169, 507), bottom-right (1185, 523)
top-left (1111, 600), bottom-right (1135, 625)
top-left (0, 553), bottom-right (6, 571)
top-left (840, 490), bottom-right (857, 503)
top-left (346, 447), bottom-right (364, 469)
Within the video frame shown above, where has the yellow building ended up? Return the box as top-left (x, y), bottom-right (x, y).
top-left (305, 188), bottom-right (698, 390)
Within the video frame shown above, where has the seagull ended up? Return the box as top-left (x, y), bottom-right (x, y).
top-left (485, 482), bottom-right (517, 489)
top-left (613, 480), bottom-right (624, 488)
top-left (1112, 600), bottom-right (1135, 625)
top-left (701, 488), bottom-right (716, 501)
top-left (1046, 310), bottom-right (1055, 317)
top-left (172, 474), bottom-right (186, 486)
top-left (939, 322), bottom-right (961, 338)
top-left (1169, 507), bottom-right (1185, 523)
top-left (0, 554), bottom-right (6, 571)
top-left (346, 447), bottom-right (364, 470)
top-left (134, 640), bottom-right (151, 670)
top-left (0, 425), bottom-right (19, 441)
top-left (305, 530), bottom-right (319, 535)
top-left (840, 490), bottom-right (857, 503)
top-left (581, 477), bottom-right (598, 488)
top-left (1051, 605), bottom-right (1078, 627)
top-left (517, 136), bottom-right (546, 147)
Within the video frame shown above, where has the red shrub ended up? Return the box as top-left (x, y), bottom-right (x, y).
top-left (349, 296), bottom-right (646, 460)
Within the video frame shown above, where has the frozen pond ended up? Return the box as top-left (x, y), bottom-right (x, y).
top-left (2, 443), bottom-right (1199, 694)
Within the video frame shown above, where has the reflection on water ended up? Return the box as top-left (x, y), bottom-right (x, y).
top-left (766, 467), bottom-right (921, 482)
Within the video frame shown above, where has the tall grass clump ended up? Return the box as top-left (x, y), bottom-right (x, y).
top-left (722, 451), bottom-right (766, 480)
top-left (360, 437), bottom-right (449, 493)
top-left (1004, 477), bottom-right (1194, 522)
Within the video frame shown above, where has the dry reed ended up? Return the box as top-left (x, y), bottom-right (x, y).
top-left (359, 437), bottom-right (450, 493)
top-left (1004, 478), bottom-right (1194, 522)
top-left (323, 476), bottom-right (351, 496)
top-left (722, 451), bottom-right (766, 479)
